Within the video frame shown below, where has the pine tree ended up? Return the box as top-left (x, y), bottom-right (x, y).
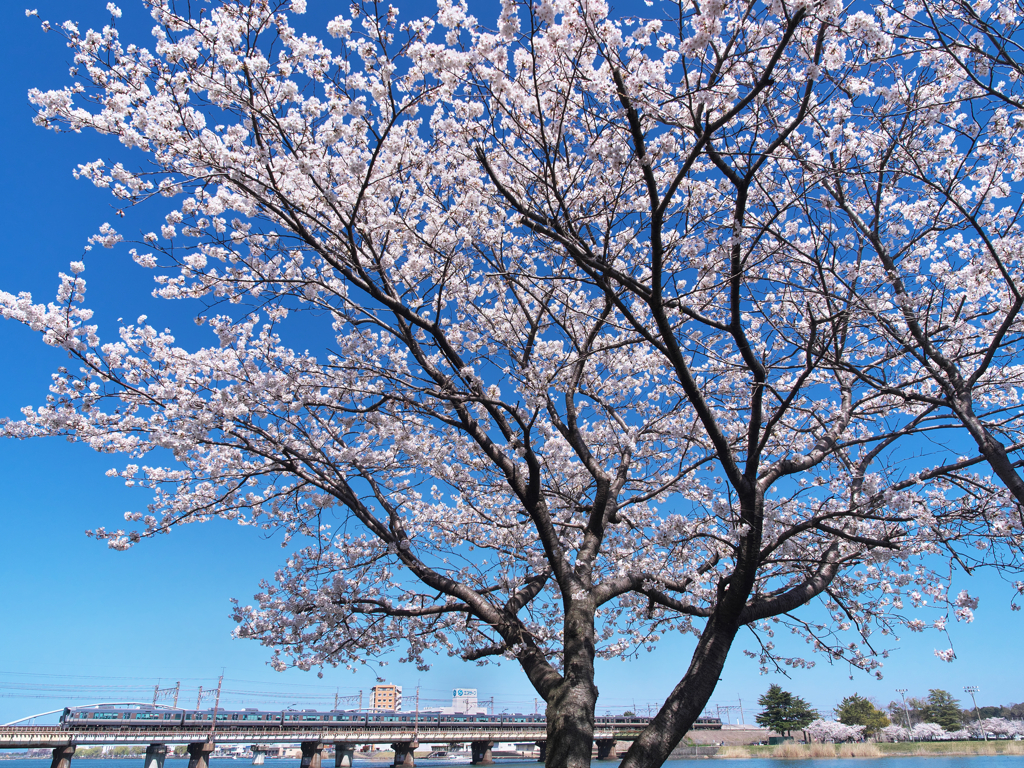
top-left (836, 694), bottom-right (890, 737)
top-left (756, 685), bottom-right (819, 736)
top-left (922, 690), bottom-right (962, 732)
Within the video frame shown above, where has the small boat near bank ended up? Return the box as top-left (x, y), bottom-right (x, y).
top-left (421, 750), bottom-right (471, 763)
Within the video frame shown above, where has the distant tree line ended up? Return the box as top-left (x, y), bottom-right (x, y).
top-left (757, 686), bottom-right (1022, 739)
top-left (971, 703), bottom-right (1024, 721)
top-left (887, 690), bottom-right (1024, 732)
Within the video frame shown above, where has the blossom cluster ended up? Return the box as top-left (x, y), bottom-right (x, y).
top-left (3, 2), bottom-right (1024, 749)
top-left (806, 719), bottom-right (867, 743)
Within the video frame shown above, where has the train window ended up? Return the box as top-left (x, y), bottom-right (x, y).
top-left (302, 715), bottom-right (321, 721)
top-left (243, 714), bottom-right (262, 721)
top-left (136, 713), bottom-right (160, 720)
top-left (93, 713), bottom-right (119, 720)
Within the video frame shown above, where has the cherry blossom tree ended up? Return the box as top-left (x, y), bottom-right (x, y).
top-left (972, 717), bottom-right (1024, 738)
top-left (885, 722), bottom-right (970, 741)
top-left (798, 0), bottom-right (1024, 567)
top-left (806, 719), bottom-right (866, 743)
top-left (880, 724), bottom-right (910, 742)
top-left (3, 1), bottom-right (1024, 767)
top-left (911, 722), bottom-right (960, 741)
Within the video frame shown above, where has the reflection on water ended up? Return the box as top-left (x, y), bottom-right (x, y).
top-left (0, 754), bottom-right (1021, 768)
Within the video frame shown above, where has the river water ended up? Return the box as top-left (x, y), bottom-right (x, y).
top-left (1, 755), bottom-right (1023, 768)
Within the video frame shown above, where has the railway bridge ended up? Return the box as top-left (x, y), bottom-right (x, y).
top-left (0, 723), bottom-right (643, 767)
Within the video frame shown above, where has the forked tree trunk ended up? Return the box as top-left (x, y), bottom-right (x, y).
top-left (544, 599), bottom-right (599, 768)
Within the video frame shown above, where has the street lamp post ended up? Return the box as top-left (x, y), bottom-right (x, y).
top-left (965, 686), bottom-right (987, 741)
top-left (897, 689), bottom-right (913, 741)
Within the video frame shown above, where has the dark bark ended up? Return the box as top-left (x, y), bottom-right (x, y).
top-left (544, 599), bottom-right (599, 768)
top-left (618, 613), bottom-right (742, 768)
top-left (619, 487), bottom-right (765, 768)
top-left (950, 400), bottom-right (1024, 508)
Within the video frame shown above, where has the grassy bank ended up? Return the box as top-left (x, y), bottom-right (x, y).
top-left (715, 741), bottom-right (1024, 758)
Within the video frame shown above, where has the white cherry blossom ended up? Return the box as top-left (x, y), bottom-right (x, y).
top-left (3, 1), bottom-right (1024, 767)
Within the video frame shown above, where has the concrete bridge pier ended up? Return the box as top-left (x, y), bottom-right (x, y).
top-left (390, 740), bottom-right (417, 768)
top-left (144, 744), bottom-right (167, 768)
top-left (333, 743), bottom-right (355, 768)
top-left (187, 741), bottom-right (215, 768)
top-left (50, 745), bottom-right (75, 768)
top-left (470, 740), bottom-right (494, 765)
top-left (535, 741), bottom-right (546, 763)
top-left (251, 746), bottom-right (266, 766)
top-left (300, 741), bottom-right (326, 768)
top-left (596, 739), bottom-right (617, 760)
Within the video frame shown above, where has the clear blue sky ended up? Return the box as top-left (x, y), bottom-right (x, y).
top-left (0, 0), bottom-right (1020, 729)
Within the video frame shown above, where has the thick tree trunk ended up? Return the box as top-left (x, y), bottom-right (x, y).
top-left (617, 612), bottom-right (741, 768)
top-left (545, 599), bottom-right (599, 768)
top-left (960, 410), bottom-right (1024, 507)
top-left (620, 487), bottom-right (764, 768)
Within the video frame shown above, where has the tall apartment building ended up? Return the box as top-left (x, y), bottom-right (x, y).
top-left (370, 683), bottom-right (402, 711)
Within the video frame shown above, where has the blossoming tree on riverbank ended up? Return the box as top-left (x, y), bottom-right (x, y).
top-left (806, 720), bottom-right (866, 743)
top-left (3, 0), bottom-right (1024, 766)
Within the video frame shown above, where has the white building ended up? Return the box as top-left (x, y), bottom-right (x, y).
top-left (438, 688), bottom-right (488, 715)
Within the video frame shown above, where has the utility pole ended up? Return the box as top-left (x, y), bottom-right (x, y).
top-left (196, 686), bottom-right (204, 710)
top-left (334, 690), bottom-right (339, 711)
top-left (358, 691), bottom-right (362, 711)
top-left (738, 696), bottom-right (744, 725)
top-left (897, 689), bottom-right (912, 738)
top-left (153, 682), bottom-right (181, 708)
top-left (210, 673), bottom-right (224, 737)
top-left (717, 704), bottom-right (744, 725)
top-left (965, 686), bottom-right (987, 741)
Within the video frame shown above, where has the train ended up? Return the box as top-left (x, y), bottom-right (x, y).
top-left (59, 705), bottom-right (722, 731)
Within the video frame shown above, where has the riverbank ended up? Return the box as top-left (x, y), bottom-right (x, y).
top-left (713, 742), bottom-right (1024, 759)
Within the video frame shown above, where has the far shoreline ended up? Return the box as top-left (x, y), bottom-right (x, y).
top-left (3, 742), bottom-right (1024, 762)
